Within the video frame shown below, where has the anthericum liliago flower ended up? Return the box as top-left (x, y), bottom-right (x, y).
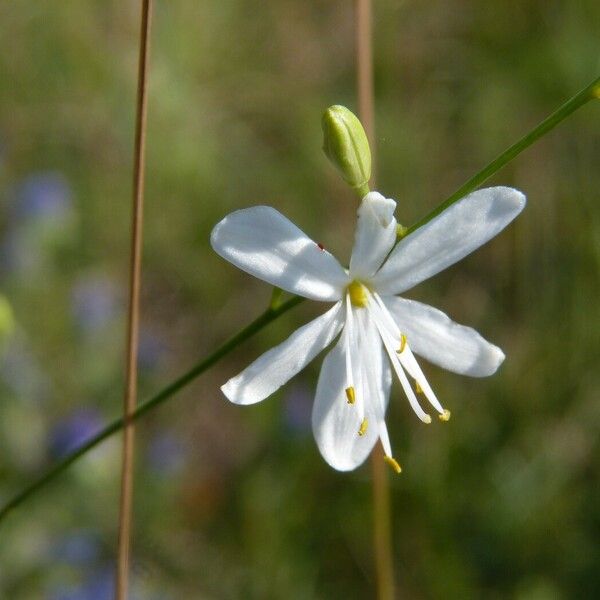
top-left (211, 187), bottom-right (525, 472)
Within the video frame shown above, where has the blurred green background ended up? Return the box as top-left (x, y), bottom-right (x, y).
top-left (1, 1), bottom-right (599, 598)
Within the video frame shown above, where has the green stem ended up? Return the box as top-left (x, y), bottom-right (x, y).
top-left (354, 182), bottom-right (370, 198)
top-left (406, 75), bottom-right (600, 235)
top-left (269, 287), bottom-right (284, 310)
top-left (0, 295), bottom-right (304, 524)
top-left (1, 76), bottom-right (598, 524)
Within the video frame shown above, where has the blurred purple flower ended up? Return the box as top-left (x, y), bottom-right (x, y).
top-left (1, 172), bottom-right (74, 277)
top-left (138, 331), bottom-right (167, 373)
top-left (47, 566), bottom-right (152, 600)
top-left (52, 531), bottom-right (100, 566)
top-left (283, 382), bottom-right (312, 435)
top-left (71, 276), bottom-right (119, 334)
top-left (49, 409), bottom-right (103, 458)
top-left (47, 566), bottom-right (113, 600)
top-left (76, 568), bottom-right (114, 600)
top-left (12, 172), bottom-right (71, 222)
top-left (146, 432), bottom-right (186, 476)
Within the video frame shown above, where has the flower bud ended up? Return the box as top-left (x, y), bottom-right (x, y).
top-left (322, 105), bottom-right (371, 196)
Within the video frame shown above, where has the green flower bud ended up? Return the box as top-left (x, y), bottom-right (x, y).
top-left (322, 105), bottom-right (371, 197)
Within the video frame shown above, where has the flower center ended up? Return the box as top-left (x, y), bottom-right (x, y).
top-left (347, 280), bottom-right (368, 307)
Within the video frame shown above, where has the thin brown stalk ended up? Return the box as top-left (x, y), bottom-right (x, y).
top-left (371, 444), bottom-right (395, 600)
top-left (116, 1), bottom-right (153, 598)
top-left (355, 0), bottom-right (376, 178)
top-left (355, 1), bottom-right (396, 598)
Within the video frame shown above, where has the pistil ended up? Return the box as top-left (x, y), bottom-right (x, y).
top-left (347, 280), bottom-right (368, 307)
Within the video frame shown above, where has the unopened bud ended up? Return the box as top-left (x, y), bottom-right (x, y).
top-left (322, 105), bottom-right (371, 197)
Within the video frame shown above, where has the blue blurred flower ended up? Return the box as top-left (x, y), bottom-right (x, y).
top-left (138, 331), bottom-right (167, 373)
top-left (49, 409), bottom-right (103, 458)
top-left (146, 431), bottom-right (186, 476)
top-left (71, 276), bottom-right (119, 335)
top-left (46, 566), bottom-right (152, 600)
top-left (1, 172), bottom-right (75, 277)
top-left (47, 566), bottom-right (113, 600)
top-left (52, 531), bottom-right (100, 566)
top-left (12, 172), bottom-right (71, 223)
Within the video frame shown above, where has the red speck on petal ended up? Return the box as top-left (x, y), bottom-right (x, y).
top-left (317, 242), bottom-right (325, 251)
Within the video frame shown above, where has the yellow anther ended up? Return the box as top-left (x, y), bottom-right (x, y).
top-left (397, 333), bottom-right (407, 354)
top-left (384, 455), bottom-right (402, 474)
top-left (348, 280), bottom-right (368, 307)
top-left (358, 418), bottom-right (369, 436)
top-left (439, 409), bottom-right (451, 422)
top-left (396, 224), bottom-right (409, 240)
top-left (345, 386), bottom-right (356, 404)
top-left (415, 381), bottom-right (423, 394)
top-left (423, 414), bottom-right (432, 424)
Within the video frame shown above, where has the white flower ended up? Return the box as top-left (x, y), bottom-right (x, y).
top-left (211, 187), bottom-right (526, 472)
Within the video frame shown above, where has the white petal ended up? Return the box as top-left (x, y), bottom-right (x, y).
top-left (222, 302), bottom-right (344, 405)
top-left (349, 192), bottom-right (397, 280)
top-left (312, 310), bottom-right (390, 472)
top-left (211, 206), bottom-right (349, 301)
top-left (358, 311), bottom-right (395, 456)
top-left (341, 297), bottom-right (364, 420)
top-left (383, 296), bottom-right (505, 377)
top-left (372, 187), bottom-right (526, 295)
top-left (359, 309), bottom-right (393, 419)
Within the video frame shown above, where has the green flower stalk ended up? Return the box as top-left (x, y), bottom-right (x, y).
top-left (322, 105), bottom-right (371, 197)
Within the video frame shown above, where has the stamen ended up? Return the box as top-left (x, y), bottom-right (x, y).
top-left (345, 299), bottom-right (366, 422)
top-left (372, 292), bottom-right (402, 338)
top-left (343, 295), bottom-right (355, 405)
top-left (439, 409), bottom-right (451, 422)
top-left (377, 418), bottom-right (401, 472)
top-left (371, 293), bottom-right (448, 418)
top-left (397, 333), bottom-right (407, 354)
top-left (384, 455), bottom-right (402, 474)
top-left (347, 280), bottom-right (368, 307)
top-left (358, 418), bottom-right (369, 436)
top-left (402, 347), bottom-right (445, 415)
top-left (345, 386), bottom-right (356, 404)
top-left (368, 302), bottom-right (432, 424)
